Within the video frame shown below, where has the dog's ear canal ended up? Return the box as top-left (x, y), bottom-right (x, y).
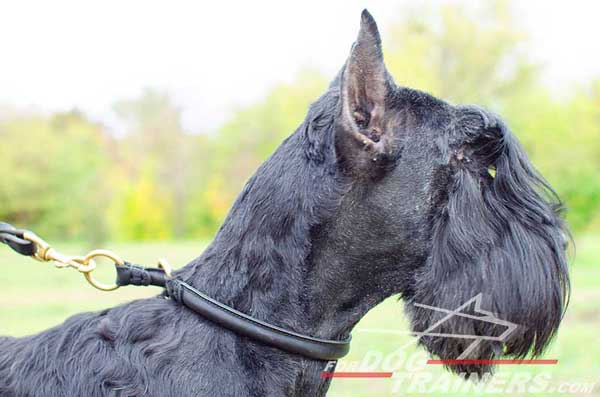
top-left (339, 10), bottom-right (391, 145)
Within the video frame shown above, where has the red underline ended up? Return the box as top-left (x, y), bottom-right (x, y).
top-left (427, 359), bottom-right (558, 365)
top-left (321, 372), bottom-right (394, 378)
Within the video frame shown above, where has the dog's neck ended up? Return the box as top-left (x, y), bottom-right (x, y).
top-left (174, 110), bottom-right (405, 394)
top-left (176, 187), bottom-right (398, 395)
top-left (178, 176), bottom-right (394, 341)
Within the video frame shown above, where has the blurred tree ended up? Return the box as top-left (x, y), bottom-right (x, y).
top-left (210, 70), bottom-right (327, 201)
top-left (1, 1), bottom-right (598, 240)
top-left (386, 1), bottom-right (536, 107)
top-left (113, 89), bottom-right (194, 239)
top-left (503, 83), bottom-right (600, 231)
top-left (180, 69), bottom-right (328, 238)
top-left (0, 111), bottom-right (111, 243)
top-left (110, 164), bottom-right (173, 240)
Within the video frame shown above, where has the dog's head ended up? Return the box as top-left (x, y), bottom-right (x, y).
top-left (326, 10), bottom-right (569, 375)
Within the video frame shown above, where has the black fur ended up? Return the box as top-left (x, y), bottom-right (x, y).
top-left (0, 10), bottom-right (569, 396)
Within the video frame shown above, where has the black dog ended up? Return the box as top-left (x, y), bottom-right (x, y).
top-left (0, 10), bottom-right (569, 396)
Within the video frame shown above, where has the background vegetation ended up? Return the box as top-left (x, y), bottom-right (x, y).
top-left (1, 2), bottom-right (598, 242)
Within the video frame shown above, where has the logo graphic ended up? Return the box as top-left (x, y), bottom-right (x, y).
top-left (322, 293), bottom-right (558, 379)
top-left (409, 292), bottom-right (519, 361)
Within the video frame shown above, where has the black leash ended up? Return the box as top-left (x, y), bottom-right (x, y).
top-left (0, 222), bottom-right (351, 361)
top-left (0, 222), bottom-right (37, 256)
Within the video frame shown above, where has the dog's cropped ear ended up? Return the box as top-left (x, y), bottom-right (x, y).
top-left (406, 111), bottom-right (570, 376)
top-left (336, 10), bottom-right (394, 175)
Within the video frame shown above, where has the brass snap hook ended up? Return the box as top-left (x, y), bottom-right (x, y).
top-left (18, 229), bottom-right (172, 292)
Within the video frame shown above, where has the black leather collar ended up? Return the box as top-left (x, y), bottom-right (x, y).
top-left (116, 263), bottom-right (351, 361)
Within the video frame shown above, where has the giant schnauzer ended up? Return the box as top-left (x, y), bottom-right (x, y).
top-left (0, 10), bottom-right (569, 396)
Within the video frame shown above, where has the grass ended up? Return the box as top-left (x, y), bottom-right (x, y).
top-left (1, 237), bottom-right (599, 396)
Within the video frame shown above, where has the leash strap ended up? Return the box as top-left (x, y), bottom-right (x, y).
top-left (0, 222), bottom-right (37, 256)
top-left (116, 263), bottom-right (351, 361)
top-left (0, 222), bottom-right (351, 361)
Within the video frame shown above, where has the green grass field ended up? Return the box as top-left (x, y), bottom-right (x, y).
top-left (1, 237), bottom-right (598, 396)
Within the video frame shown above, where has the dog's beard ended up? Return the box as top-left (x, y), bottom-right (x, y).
top-left (405, 116), bottom-right (570, 376)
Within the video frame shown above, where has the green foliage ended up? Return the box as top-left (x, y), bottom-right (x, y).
top-left (110, 164), bottom-right (173, 241)
top-left (0, 111), bottom-right (111, 242)
top-left (0, 2), bottom-right (598, 240)
top-left (182, 69), bottom-right (328, 239)
top-left (503, 85), bottom-right (600, 231)
top-left (385, 1), bottom-right (536, 106)
top-left (114, 90), bottom-right (190, 237)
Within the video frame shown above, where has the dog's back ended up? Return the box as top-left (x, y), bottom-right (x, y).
top-left (0, 293), bottom-right (292, 396)
top-left (0, 310), bottom-right (116, 395)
